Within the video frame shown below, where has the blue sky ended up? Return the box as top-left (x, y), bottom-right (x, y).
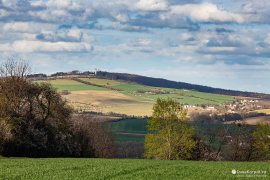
top-left (0, 0), bottom-right (270, 93)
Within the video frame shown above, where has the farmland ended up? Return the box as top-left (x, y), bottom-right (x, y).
top-left (108, 118), bottom-right (148, 142)
top-left (36, 79), bottom-right (107, 91)
top-left (36, 78), bottom-right (235, 116)
top-left (0, 158), bottom-right (269, 179)
top-left (255, 109), bottom-right (270, 115)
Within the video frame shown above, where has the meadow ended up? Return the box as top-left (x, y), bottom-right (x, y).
top-left (0, 158), bottom-right (269, 179)
top-left (107, 118), bottom-right (148, 142)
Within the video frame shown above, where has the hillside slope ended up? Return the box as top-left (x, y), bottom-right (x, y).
top-left (36, 78), bottom-right (234, 116)
top-left (96, 71), bottom-right (270, 98)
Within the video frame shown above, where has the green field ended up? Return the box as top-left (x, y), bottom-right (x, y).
top-left (74, 78), bottom-right (234, 105)
top-left (109, 119), bottom-right (148, 134)
top-left (108, 118), bottom-right (148, 142)
top-left (79, 77), bottom-right (123, 86)
top-left (36, 79), bottom-right (107, 91)
top-left (0, 158), bottom-right (268, 179)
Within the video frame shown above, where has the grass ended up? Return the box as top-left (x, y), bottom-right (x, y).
top-left (113, 84), bottom-right (151, 92)
top-left (113, 134), bottom-right (145, 142)
top-left (108, 118), bottom-right (148, 134)
top-left (114, 86), bottom-right (234, 105)
top-left (107, 118), bottom-right (148, 142)
top-left (0, 158), bottom-right (269, 179)
top-left (79, 77), bottom-right (122, 86)
top-left (36, 79), bottom-right (106, 91)
top-left (183, 90), bottom-right (235, 104)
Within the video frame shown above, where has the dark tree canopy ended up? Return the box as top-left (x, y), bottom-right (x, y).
top-left (0, 59), bottom-right (115, 158)
top-left (0, 75), bottom-right (74, 157)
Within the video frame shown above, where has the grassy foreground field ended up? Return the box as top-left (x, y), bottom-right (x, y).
top-left (0, 158), bottom-right (269, 179)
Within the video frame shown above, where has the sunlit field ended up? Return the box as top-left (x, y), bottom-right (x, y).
top-left (0, 158), bottom-right (269, 179)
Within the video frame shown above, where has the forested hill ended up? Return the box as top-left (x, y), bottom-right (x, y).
top-left (96, 71), bottom-right (270, 99)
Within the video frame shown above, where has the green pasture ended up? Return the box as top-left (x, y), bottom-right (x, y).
top-left (79, 78), bottom-right (122, 86)
top-left (36, 79), bottom-right (107, 91)
top-left (108, 118), bottom-right (148, 134)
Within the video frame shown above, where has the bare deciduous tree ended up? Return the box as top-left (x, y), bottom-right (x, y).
top-left (0, 57), bottom-right (30, 78)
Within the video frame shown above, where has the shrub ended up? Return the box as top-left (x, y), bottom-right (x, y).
top-left (72, 115), bottom-right (116, 158)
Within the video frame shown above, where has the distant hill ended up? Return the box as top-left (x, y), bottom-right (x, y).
top-left (28, 70), bottom-right (270, 99)
top-left (95, 71), bottom-right (270, 99)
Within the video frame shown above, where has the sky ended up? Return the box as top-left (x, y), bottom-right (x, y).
top-left (0, 0), bottom-right (270, 93)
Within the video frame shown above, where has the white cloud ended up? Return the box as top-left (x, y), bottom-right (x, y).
top-left (66, 28), bottom-right (83, 41)
top-left (242, 0), bottom-right (270, 23)
top-left (29, 9), bottom-right (70, 22)
top-left (0, 40), bottom-right (92, 53)
top-left (170, 3), bottom-right (244, 23)
top-left (46, 0), bottom-right (82, 11)
top-left (2, 22), bottom-right (52, 33)
top-left (265, 34), bottom-right (270, 45)
top-left (112, 13), bottom-right (129, 23)
top-left (205, 46), bottom-right (236, 53)
top-left (3, 22), bottom-right (31, 33)
top-left (136, 0), bottom-right (169, 11)
top-left (30, 0), bottom-right (46, 7)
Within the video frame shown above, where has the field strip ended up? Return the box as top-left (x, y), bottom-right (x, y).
top-left (117, 132), bottom-right (146, 137)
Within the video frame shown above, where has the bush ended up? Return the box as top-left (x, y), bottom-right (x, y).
top-left (72, 115), bottom-right (116, 158)
top-left (117, 142), bottom-right (144, 158)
